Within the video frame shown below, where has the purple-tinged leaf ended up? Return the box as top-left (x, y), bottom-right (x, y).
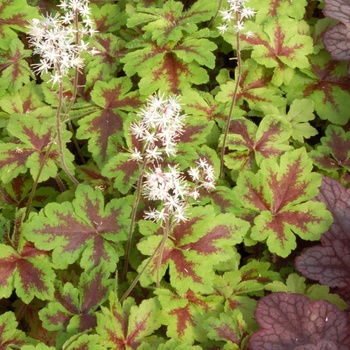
top-left (40, 266), bottom-right (113, 333)
top-left (249, 292), bottom-right (350, 350)
top-left (96, 294), bottom-right (161, 349)
top-left (24, 184), bottom-right (131, 271)
top-left (233, 149), bottom-right (333, 257)
top-left (309, 125), bottom-right (350, 181)
top-left (323, 23), bottom-right (350, 61)
top-left (295, 177), bottom-right (350, 295)
top-left (322, 0), bottom-right (350, 62)
top-left (137, 206), bottom-right (249, 293)
top-left (77, 77), bottom-right (141, 166)
top-left (0, 241), bottom-right (55, 304)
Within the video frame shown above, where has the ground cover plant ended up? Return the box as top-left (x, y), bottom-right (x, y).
top-left (0, 0), bottom-right (350, 348)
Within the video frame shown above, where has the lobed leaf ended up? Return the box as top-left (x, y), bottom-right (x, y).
top-left (249, 292), bottom-right (350, 349)
top-left (39, 265), bottom-right (113, 333)
top-left (96, 293), bottom-right (161, 348)
top-left (0, 0), bottom-right (38, 48)
top-left (137, 206), bottom-right (249, 293)
top-left (24, 184), bottom-right (131, 271)
top-left (283, 50), bottom-right (350, 125)
top-left (77, 77), bottom-right (141, 166)
top-left (295, 177), bottom-right (350, 295)
top-left (309, 125), bottom-right (350, 180)
top-left (0, 240), bottom-right (55, 304)
top-left (156, 288), bottom-right (223, 344)
top-left (0, 311), bottom-right (34, 348)
top-left (242, 18), bottom-right (313, 86)
top-left (222, 116), bottom-right (292, 174)
top-left (233, 149), bottom-right (333, 257)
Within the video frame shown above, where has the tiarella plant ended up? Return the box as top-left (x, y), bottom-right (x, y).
top-left (0, 0), bottom-right (349, 349)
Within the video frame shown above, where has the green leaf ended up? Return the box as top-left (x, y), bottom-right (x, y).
top-left (249, 0), bottom-right (308, 23)
top-left (101, 153), bottom-right (140, 195)
top-left (233, 148), bottom-right (333, 257)
top-left (122, 42), bottom-right (214, 95)
top-left (0, 114), bottom-right (73, 183)
top-left (0, 241), bottom-right (55, 304)
top-left (77, 77), bottom-right (141, 166)
top-left (137, 206), bottom-right (249, 293)
top-left (156, 288), bottom-right (223, 344)
top-left (24, 184), bottom-right (131, 270)
top-left (0, 39), bottom-right (33, 92)
top-left (39, 265), bottom-right (113, 333)
top-left (96, 293), bottom-right (161, 349)
top-left (222, 116), bottom-right (292, 174)
top-left (0, 311), bottom-right (34, 348)
top-left (309, 125), bottom-right (350, 180)
top-left (283, 50), bottom-right (350, 125)
top-left (0, 0), bottom-right (39, 48)
top-left (215, 59), bottom-right (286, 112)
top-left (243, 18), bottom-right (313, 86)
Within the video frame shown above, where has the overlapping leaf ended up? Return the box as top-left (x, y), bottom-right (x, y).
top-left (156, 288), bottom-right (223, 344)
top-left (232, 148), bottom-right (332, 257)
top-left (122, 39), bottom-right (216, 95)
top-left (216, 59), bottom-right (286, 113)
top-left (0, 39), bottom-right (32, 93)
top-left (96, 294), bottom-right (161, 348)
top-left (260, 98), bottom-right (317, 143)
top-left (0, 114), bottom-right (73, 183)
top-left (0, 0), bottom-right (38, 47)
top-left (76, 77), bottom-right (141, 166)
top-left (0, 241), bottom-right (55, 303)
top-left (137, 205), bottom-right (249, 293)
top-left (0, 311), bottom-right (34, 348)
top-left (249, 292), bottom-right (350, 349)
top-left (249, 0), bottom-right (307, 23)
top-left (221, 116), bottom-right (292, 174)
top-left (126, 0), bottom-right (217, 46)
top-left (323, 0), bottom-right (350, 62)
top-left (24, 184), bottom-right (131, 271)
top-left (283, 50), bottom-right (350, 125)
top-left (39, 265), bottom-right (113, 334)
top-left (295, 177), bottom-right (350, 297)
top-left (241, 18), bottom-right (313, 86)
top-left (309, 125), bottom-right (350, 180)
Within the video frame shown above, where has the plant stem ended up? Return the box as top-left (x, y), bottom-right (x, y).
top-left (219, 17), bottom-right (242, 178)
top-left (156, 210), bottom-right (170, 288)
top-left (123, 158), bottom-right (148, 279)
top-left (120, 234), bottom-right (164, 303)
top-left (56, 79), bottom-right (79, 186)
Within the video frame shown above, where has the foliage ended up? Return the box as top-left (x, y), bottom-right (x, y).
top-left (0, 0), bottom-right (349, 348)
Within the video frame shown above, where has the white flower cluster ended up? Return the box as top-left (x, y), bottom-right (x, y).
top-left (130, 93), bottom-right (185, 162)
top-left (130, 93), bottom-right (216, 224)
top-left (143, 162), bottom-right (215, 224)
top-left (218, 0), bottom-right (256, 35)
top-left (27, 0), bottom-right (97, 85)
